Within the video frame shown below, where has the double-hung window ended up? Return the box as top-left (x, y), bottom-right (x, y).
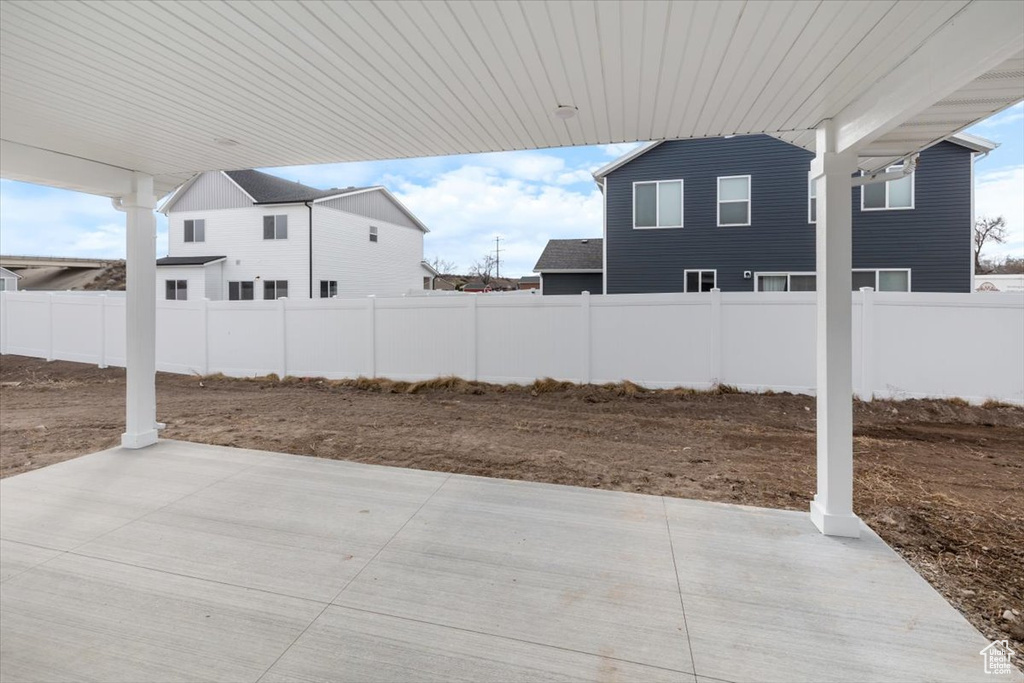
top-left (264, 280), bottom-right (288, 299)
top-left (184, 219), bottom-right (205, 242)
top-left (684, 270), bottom-right (716, 292)
top-left (853, 269), bottom-right (911, 292)
top-left (165, 280), bottom-right (187, 300)
top-left (633, 180), bottom-right (683, 228)
top-left (718, 176), bottom-right (751, 226)
top-left (862, 166), bottom-right (913, 210)
top-left (320, 280), bottom-right (338, 298)
top-left (369, 226), bottom-right (378, 242)
top-left (263, 215), bottom-right (288, 239)
top-left (228, 281), bottom-right (254, 301)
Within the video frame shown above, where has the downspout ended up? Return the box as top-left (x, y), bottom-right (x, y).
top-left (306, 201), bottom-right (313, 299)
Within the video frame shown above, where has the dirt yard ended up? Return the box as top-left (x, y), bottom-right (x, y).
top-left (2, 355), bottom-right (1022, 661)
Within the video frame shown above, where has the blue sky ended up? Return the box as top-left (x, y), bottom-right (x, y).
top-left (1, 104), bottom-right (1021, 277)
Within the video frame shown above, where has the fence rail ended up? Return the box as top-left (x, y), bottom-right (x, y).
top-left (1, 290), bottom-right (1021, 404)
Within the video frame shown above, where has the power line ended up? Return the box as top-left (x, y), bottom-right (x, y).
top-left (494, 235), bottom-right (503, 279)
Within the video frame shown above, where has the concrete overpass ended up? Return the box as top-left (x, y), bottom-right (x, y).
top-left (0, 255), bottom-right (114, 270)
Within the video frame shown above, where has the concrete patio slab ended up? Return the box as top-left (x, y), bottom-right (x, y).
top-left (0, 440), bottom-right (1018, 683)
top-left (261, 605), bottom-right (686, 683)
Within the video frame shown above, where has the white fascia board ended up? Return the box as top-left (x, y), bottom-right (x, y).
top-left (314, 186), bottom-right (430, 233)
top-left (420, 260), bottom-right (440, 276)
top-left (948, 132), bottom-right (998, 153)
top-left (592, 141), bottom-right (663, 180)
top-left (157, 173), bottom-right (200, 214)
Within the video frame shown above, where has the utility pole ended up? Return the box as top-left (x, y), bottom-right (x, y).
top-left (494, 235), bottom-right (503, 279)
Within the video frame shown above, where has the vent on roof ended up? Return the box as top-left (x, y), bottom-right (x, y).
top-left (581, 239), bottom-right (588, 244)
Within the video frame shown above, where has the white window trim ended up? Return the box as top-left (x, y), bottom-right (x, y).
top-left (753, 271), bottom-right (815, 292)
top-left (808, 178), bottom-right (816, 224)
top-left (853, 268), bottom-right (912, 292)
top-left (860, 166), bottom-right (915, 211)
top-left (632, 179), bottom-right (684, 229)
top-left (717, 175), bottom-right (751, 227)
top-left (369, 225), bottom-right (379, 242)
top-left (165, 279), bottom-right (187, 300)
top-left (683, 269), bottom-right (717, 292)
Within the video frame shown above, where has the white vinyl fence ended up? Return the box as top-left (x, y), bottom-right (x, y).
top-left (1, 290), bottom-right (1022, 404)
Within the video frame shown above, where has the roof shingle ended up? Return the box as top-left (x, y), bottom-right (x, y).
top-left (533, 238), bottom-right (603, 272)
top-left (224, 169), bottom-right (368, 204)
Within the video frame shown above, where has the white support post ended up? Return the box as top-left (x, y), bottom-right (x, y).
top-left (709, 287), bottom-right (722, 386)
top-left (809, 121), bottom-right (861, 538)
top-left (0, 292), bottom-right (7, 355)
top-left (98, 294), bottom-right (107, 369)
top-left (858, 287), bottom-right (874, 401)
top-left (119, 173), bottom-right (159, 450)
top-left (467, 295), bottom-right (478, 381)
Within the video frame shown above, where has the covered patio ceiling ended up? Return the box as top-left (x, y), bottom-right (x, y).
top-left (1, 0), bottom-right (1022, 197)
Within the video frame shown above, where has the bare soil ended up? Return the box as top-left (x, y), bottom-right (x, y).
top-left (2, 355), bottom-right (1022, 661)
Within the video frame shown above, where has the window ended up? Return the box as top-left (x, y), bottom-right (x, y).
top-left (369, 226), bottom-right (378, 242)
top-left (718, 176), bottom-right (750, 226)
top-left (320, 280), bottom-right (337, 298)
top-left (228, 281), bottom-right (254, 301)
top-left (184, 219), bottom-right (205, 242)
top-left (165, 279), bottom-right (187, 300)
top-left (684, 270), bottom-right (716, 292)
top-left (753, 269), bottom-right (911, 292)
top-left (264, 280), bottom-right (288, 299)
top-left (854, 269), bottom-right (911, 292)
top-left (263, 214), bottom-right (288, 239)
top-left (633, 180), bottom-right (683, 228)
top-left (808, 178), bottom-right (817, 223)
top-left (861, 166), bottom-right (914, 210)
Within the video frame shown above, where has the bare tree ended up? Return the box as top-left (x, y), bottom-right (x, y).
top-left (974, 216), bottom-right (1008, 274)
top-left (470, 253), bottom-right (497, 285)
top-left (427, 255), bottom-right (457, 275)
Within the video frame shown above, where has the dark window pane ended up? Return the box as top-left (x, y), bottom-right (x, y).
top-left (263, 215), bottom-right (275, 239)
top-left (852, 271), bottom-right (876, 290)
top-left (685, 271), bottom-right (699, 292)
top-left (634, 183), bottom-right (657, 227)
top-left (185, 220), bottom-right (195, 242)
top-left (330, 281), bottom-right (336, 296)
top-left (809, 197), bottom-right (816, 223)
top-left (276, 215), bottom-right (287, 239)
top-left (229, 282), bottom-right (239, 300)
top-left (700, 271), bottom-right (715, 292)
top-left (719, 201), bottom-right (749, 225)
top-left (166, 280), bottom-right (176, 300)
top-left (194, 220), bottom-right (205, 242)
top-left (790, 275), bottom-right (816, 291)
top-left (320, 281), bottom-right (329, 298)
top-left (241, 282), bottom-right (253, 300)
top-left (265, 281), bottom-right (275, 299)
top-left (177, 280), bottom-right (187, 300)
top-left (862, 182), bottom-right (885, 209)
top-left (278, 281), bottom-right (288, 298)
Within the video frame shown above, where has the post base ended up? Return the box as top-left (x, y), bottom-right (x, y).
top-left (810, 499), bottom-right (861, 538)
top-left (121, 429), bottom-right (159, 450)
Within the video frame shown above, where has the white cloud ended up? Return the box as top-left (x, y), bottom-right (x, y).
top-left (393, 165), bottom-right (602, 276)
top-left (974, 102), bottom-right (1024, 129)
top-left (600, 142), bottom-right (644, 158)
top-left (975, 165), bottom-right (1024, 259)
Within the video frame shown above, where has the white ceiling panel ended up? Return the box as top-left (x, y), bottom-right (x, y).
top-left (0, 0), bottom-right (1021, 196)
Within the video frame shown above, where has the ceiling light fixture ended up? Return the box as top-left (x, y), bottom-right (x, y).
top-left (554, 105), bottom-right (578, 120)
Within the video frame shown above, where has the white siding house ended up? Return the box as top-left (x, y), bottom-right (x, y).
top-left (158, 170), bottom-right (430, 300)
top-left (0, 267), bottom-right (21, 292)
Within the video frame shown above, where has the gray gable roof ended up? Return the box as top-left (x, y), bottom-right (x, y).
top-left (156, 255), bottom-right (226, 266)
top-left (224, 169), bottom-right (368, 204)
top-left (533, 238), bottom-right (603, 272)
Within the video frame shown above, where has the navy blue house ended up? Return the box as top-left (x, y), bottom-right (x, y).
top-left (534, 133), bottom-right (993, 294)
